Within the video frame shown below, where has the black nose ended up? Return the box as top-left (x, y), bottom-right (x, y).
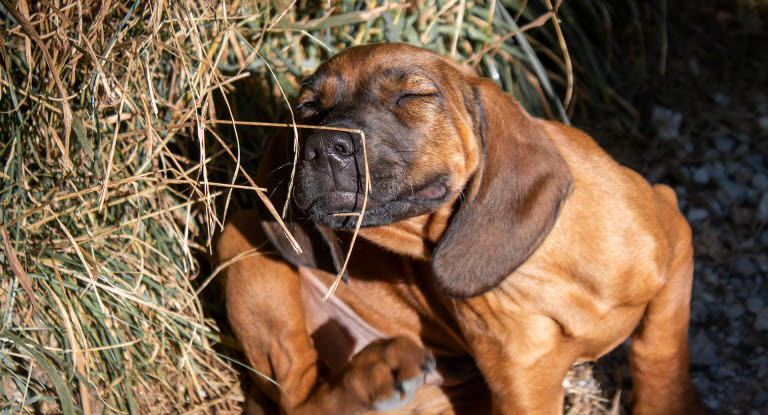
top-left (303, 129), bottom-right (355, 174)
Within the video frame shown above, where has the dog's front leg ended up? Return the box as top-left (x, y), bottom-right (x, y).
top-left (454, 300), bottom-right (578, 415)
top-left (220, 211), bottom-right (433, 414)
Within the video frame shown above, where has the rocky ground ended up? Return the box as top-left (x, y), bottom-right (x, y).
top-left (654, 87), bottom-right (768, 415)
top-left (562, 4), bottom-right (768, 414)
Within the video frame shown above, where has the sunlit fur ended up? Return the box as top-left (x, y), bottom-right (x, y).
top-left (217, 43), bottom-right (704, 415)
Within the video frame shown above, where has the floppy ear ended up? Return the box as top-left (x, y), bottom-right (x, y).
top-left (256, 132), bottom-right (348, 281)
top-left (432, 79), bottom-right (573, 298)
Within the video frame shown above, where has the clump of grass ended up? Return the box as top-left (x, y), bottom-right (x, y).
top-left (0, 1), bottom-right (621, 413)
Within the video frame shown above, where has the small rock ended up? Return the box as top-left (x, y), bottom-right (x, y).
top-left (721, 182), bottom-right (749, 205)
top-left (746, 154), bottom-right (765, 170)
top-left (692, 167), bottom-right (711, 184)
top-left (752, 174), bottom-right (768, 191)
top-left (758, 357), bottom-right (768, 378)
top-left (727, 304), bottom-right (745, 319)
top-left (710, 200), bottom-right (726, 216)
top-left (703, 268), bottom-right (719, 284)
top-left (733, 165), bottom-right (754, 184)
top-left (691, 375), bottom-right (711, 394)
top-left (690, 331), bottom-right (719, 365)
top-left (715, 136), bottom-right (735, 153)
top-left (716, 189), bottom-right (731, 206)
top-left (688, 57), bottom-right (701, 77)
top-left (757, 193), bottom-right (768, 221)
top-left (711, 162), bottom-right (728, 182)
top-left (690, 300), bottom-right (708, 322)
top-left (705, 396), bottom-right (721, 410)
top-left (732, 257), bottom-right (758, 276)
top-left (759, 115), bottom-right (768, 132)
top-left (725, 158), bottom-right (744, 176)
top-left (704, 149), bottom-right (719, 159)
top-left (757, 255), bottom-right (768, 273)
top-left (747, 297), bottom-right (765, 314)
top-left (731, 206), bottom-right (752, 225)
top-left (713, 92), bottom-right (730, 107)
top-left (726, 334), bottom-right (741, 345)
top-left (687, 208), bottom-right (709, 222)
top-left (701, 292), bottom-right (717, 303)
top-left (756, 308), bottom-right (768, 331)
top-left (715, 363), bottom-right (737, 378)
top-left (652, 106), bottom-right (683, 140)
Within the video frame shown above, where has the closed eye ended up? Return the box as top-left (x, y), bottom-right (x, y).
top-left (396, 92), bottom-right (439, 107)
top-left (296, 101), bottom-right (318, 117)
top-left (297, 101), bottom-right (316, 110)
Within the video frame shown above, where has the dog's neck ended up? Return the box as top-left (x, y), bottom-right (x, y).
top-left (359, 203), bottom-right (454, 260)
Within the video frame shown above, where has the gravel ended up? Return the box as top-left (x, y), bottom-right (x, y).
top-left (665, 89), bottom-right (768, 413)
top-left (651, 106), bottom-right (683, 140)
top-left (688, 208), bottom-right (710, 223)
top-left (691, 331), bottom-right (720, 366)
top-left (755, 309), bottom-right (768, 332)
top-left (746, 296), bottom-right (765, 314)
top-left (570, 86), bottom-right (768, 414)
top-left (757, 193), bottom-right (768, 221)
top-left (561, 8), bottom-right (768, 411)
top-left (752, 173), bottom-right (768, 191)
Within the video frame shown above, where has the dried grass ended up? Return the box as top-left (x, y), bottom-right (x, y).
top-left (0, 1), bottom-right (621, 413)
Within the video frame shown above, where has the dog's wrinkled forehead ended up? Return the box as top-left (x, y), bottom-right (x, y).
top-left (297, 43), bottom-right (464, 112)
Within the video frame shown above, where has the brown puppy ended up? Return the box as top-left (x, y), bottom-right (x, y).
top-left (217, 43), bottom-right (705, 414)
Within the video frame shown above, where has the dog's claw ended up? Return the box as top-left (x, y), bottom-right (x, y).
top-left (372, 373), bottom-right (425, 411)
top-left (420, 353), bottom-right (436, 373)
top-left (372, 352), bottom-right (434, 412)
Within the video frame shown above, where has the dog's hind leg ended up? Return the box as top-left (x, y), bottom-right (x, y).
top-left (628, 189), bottom-right (705, 415)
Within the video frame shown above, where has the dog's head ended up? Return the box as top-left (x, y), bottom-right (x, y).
top-left (284, 43), bottom-right (572, 297)
top-left (293, 43), bottom-right (481, 228)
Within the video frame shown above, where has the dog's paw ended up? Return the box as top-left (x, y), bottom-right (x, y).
top-left (371, 370), bottom-right (430, 412)
top-left (343, 337), bottom-right (435, 412)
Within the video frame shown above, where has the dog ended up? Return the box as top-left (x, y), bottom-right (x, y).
top-left (217, 43), bottom-right (705, 414)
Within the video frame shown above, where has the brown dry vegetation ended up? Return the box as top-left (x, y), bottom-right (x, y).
top-left (5, 0), bottom-right (758, 413)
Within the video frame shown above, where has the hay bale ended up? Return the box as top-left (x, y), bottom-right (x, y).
top-left (0, 1), bottom-right (607, 413)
